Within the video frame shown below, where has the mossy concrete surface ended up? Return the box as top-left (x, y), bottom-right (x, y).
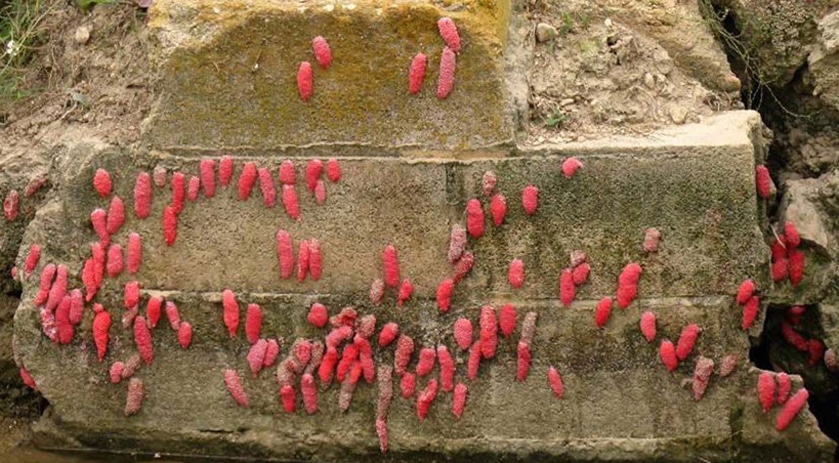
top-left (15, 294), bottom-right (832, 462)
top-left (74, 112), bottom-right (766, 301)
top-left (10, 111), bottom-right (835, 460)
top-left (144, 0), bottom-right (513, 151)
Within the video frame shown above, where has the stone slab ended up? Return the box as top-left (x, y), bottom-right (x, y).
top-left (144, 0), bottom-right (514, 151)
top-left (15, 295), bottom-right (831, 461)
top-left (46, 112), bottom-right (767, 302)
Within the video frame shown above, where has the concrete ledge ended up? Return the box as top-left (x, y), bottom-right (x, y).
top-left (15, 295), bottom-right (831, 461)
top-left (70, 113), bottom-right (768, 300)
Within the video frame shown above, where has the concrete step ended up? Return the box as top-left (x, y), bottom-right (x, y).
top-left (12, 111), bottom-right (834, 460)
top-left (20, 296), bottom-right (827, 461)
top-left (71, 112), bottom-right (766, 300)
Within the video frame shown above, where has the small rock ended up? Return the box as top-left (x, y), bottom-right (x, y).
top-left (560, 98), bottom-right (575, 107)
top-left (536, 23), bottom-right (558, 43)
top-left (669, 106), bottom-right (688, 125)
top-left (643, 72), bottom-right (655, 89)
top-left (720, 73), bottom-right (742, 92)
top-left (779, 175), bottom-right (835, 254)
top-left (74, 26), bottom-right (90, 45)
top-left (652, 48), bottom-right (673, 75)
top-left (608, 35), bottom-right (638, 63)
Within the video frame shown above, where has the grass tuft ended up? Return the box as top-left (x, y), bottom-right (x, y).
top-left (0, 0), bottom-right (51, 102)
top-left (78, 0), bottom-right (120, 11)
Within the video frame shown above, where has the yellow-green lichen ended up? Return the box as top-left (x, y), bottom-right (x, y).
top-left (147, 0), bottom-right (513, 151)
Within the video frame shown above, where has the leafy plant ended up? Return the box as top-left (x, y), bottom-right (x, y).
top-left (576, 12), bottom-right (590, 30)
top-left (543, 109), bottom-right (568, 129)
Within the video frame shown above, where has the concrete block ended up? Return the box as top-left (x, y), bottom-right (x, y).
top-left (145, 0), bottom-right (514, 151)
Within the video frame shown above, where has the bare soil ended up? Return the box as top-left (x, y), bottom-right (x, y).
top-left (1, 2), bottom-right (151, 153)
top-left (523, 0), bottom-right (742, 144)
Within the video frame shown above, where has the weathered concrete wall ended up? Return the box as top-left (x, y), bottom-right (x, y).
top-left (7, 0), bottom-right (836, 459)
top-left (11, 110), bottom-right (834, 461)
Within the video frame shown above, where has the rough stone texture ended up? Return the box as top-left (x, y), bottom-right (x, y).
top-left (3, 0), bottom-right (835, 459)
top-left (535, 23), bottom-right (557, 43)
top-left (767, 169), bottom-right (839, 452)
top-left (19, 112), bottom-right (768, 298)
top-left (18, 296), bottom-right (831, 462)
top-left (778, 173), bottom-right (838, 256)
top-left (524, 0), bottom-right (743, 144)
top-left (464, 116), bottom-right (769, 301)
top-left (739, 367), bottom-right (833, 459)
top-left (820, 303), bottom-right (839, 355)
top-left (809, 11), bottom-right (839, 116)
top-left (774, 172), bottom-right (839, 306)
top-left (0, 149), bottom-right (51, 294)
top-left (145, 0), bottom-right (513, 151)
top-left (0, 295), bottom-right (20, 380)
top-left (712, 0), bottom-right (821, 87)
top-left (613, 0), bottom-right (740, 93)
top-left (778, 171), bottom-right (839, 359)
top-left (11, 111), bottom-right (834, 460)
